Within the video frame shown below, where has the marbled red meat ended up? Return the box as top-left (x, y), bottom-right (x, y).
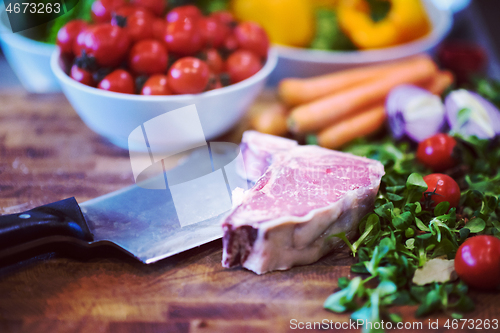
top-left (222, 134), bottom-right (384, 274)
top-left (237, 130), bottom-right (298, 182)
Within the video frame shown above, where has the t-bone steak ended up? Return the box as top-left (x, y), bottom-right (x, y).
top-left (222, 135), bottom-right (384, 274)
top-left (237, 130), bottom-right (298, 182)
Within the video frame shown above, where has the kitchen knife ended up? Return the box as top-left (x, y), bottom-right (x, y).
top-left (0, 142), bottom-right (247, 263)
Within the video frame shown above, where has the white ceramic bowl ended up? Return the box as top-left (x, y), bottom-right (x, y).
top-left (0, 10), bottom-right (60, 93)
top-left (51, 48), bottom-right (278, 151)
top-left (268, 0), bottom-right (453, 84)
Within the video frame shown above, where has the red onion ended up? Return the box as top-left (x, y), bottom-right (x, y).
top-left (445, 89), bottom-right (500, 139)
top-left (386, 85), bottom-right (446, 142)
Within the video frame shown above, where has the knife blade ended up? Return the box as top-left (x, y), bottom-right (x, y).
top-left (0, 142), bottom-right (248, 263)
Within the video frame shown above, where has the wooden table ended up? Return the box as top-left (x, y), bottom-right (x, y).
top-left (0, 89), bottom-right (498, 333)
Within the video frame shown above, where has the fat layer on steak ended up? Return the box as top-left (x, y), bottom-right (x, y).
top-left (222, 143), bottom-right (384, 274)
top-left (237, 130), bottom-right (298, 182)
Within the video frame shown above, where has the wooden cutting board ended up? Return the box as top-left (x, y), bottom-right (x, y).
top-left (0, 90), bottom-right (498, 333)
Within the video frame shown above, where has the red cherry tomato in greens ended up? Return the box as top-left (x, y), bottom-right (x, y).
top-left (226, 49), bottom-right (262, 83)
top-left (168, 57), bottom-right (209, 94)
top-left (128, 39), bottom-right (168, 75)
top-left (455, 235), bottom-right (500, 290)
top-left (141, 74), bottom-right (172, 95)
top-left (438, 42), bottom-right (487, 85)
top-left (98, 69), bottom-right (135, 94)
top-left (417, 133), bottom-right (458, 172)
top-left (57, 20), bottom-right (88, 55)
top-left (421, 173), bottom-right (461, 210)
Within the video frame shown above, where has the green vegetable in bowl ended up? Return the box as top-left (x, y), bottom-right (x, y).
top-left (309, 8), bottom-right (354, 51)
top-left (45, 0), bottom-right (94, 44)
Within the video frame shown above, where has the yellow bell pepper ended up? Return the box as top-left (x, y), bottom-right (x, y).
top-left (337, 0), bottom-right (431, 49)
top-left (310, 0), bottom-right (340, 9)
top-left (231, 0), bottom-right (315, 48)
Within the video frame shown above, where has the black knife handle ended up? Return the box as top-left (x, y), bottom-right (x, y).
top-left (0, 197), bottom-right (93, 252)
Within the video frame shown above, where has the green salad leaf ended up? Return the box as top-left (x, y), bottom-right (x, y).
top-left (475, 77), bottom-right (500, 107)
top-left (324, 135), bottom-right (500, 332)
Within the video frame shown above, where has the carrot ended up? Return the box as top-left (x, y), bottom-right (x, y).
top-left (315, 104), bottom-right (386, 149)
top-left (250, 101), bottom-right (289, 136)
top-left (288, 55), bottom-right (437, 134)
top-left (424, 70), bottom-right (454, 95)
top-left (279, 55), bottom-right (436, 106)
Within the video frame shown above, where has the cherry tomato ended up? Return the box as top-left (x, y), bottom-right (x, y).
top-left (167, 57), bottom-right (209, 94)
top-left (455, 235), bottom-right (500, 290)
top-left (164, 17), bottom-right (203, 56)
top-left (113, 5), bottom-right (153, 18)
top-left (92, 67), bottom-right (113, 85)
top-left (421, 173), bottom-right (461, 210)
top-left (198, 16), bottom-right (229, 49)
top-left (73, 27), bottom-right (89, 57)
top-left (438, 42), bottom-right (487, 85)
top-left (57, 20), bottom-right (88, 55)
top-left (206, 72), bottom-right (222, 91)
top-left (234, 21), bottom-right (269, 58)
top-left (81, 24), bottom-right (130, 67)
top-left (200, 48), bottom-right (224, 74)
top-left (417, 134), bottom-right (458, 172)
top-left (70, 64), bottom-right (94, 87)
top-left (91, 0), bottom-right (126, 23)
top-left (112, 10), bottom-right (154, 43)
top-left (165, 5), bottom-right (202, 23)
top-left (152, 18), bottom-right (166, 41)
top-left (141, 74), bottom-right (172, 95)
top-left (98, 69), bottom-right (135, 94)
top-left (128, 39), bottom-right (168, 75)
top-left (210, 10), bottom-right (236, 26)
top-left (222, 33), bottom-right (238, 54)
top-left (226, 49), bottom-right (262, 83)
top-left (130, 0), bottom-right (166, 17)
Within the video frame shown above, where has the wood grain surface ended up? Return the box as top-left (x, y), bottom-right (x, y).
top-left (0, 90), bottom-right (498, 333)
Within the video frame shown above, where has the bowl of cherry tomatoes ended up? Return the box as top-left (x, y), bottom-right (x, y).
top-left (50, 4), bottom-right (277, 151)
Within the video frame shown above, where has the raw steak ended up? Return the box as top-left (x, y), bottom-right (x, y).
top-left (222, 142), bottom-right (384, 274)
top-left (237, 130), bottom-right (298, 182)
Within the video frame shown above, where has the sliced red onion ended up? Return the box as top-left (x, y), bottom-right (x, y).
top-left (386, 85), bottom-right (446, 142)
top-left (445, 89), bottom-right (500, 139)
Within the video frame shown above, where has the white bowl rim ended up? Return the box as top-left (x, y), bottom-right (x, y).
top-left (273, 0), bottom-right (453, 64)
top-left (51, 47), bottom-right (278, 100)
